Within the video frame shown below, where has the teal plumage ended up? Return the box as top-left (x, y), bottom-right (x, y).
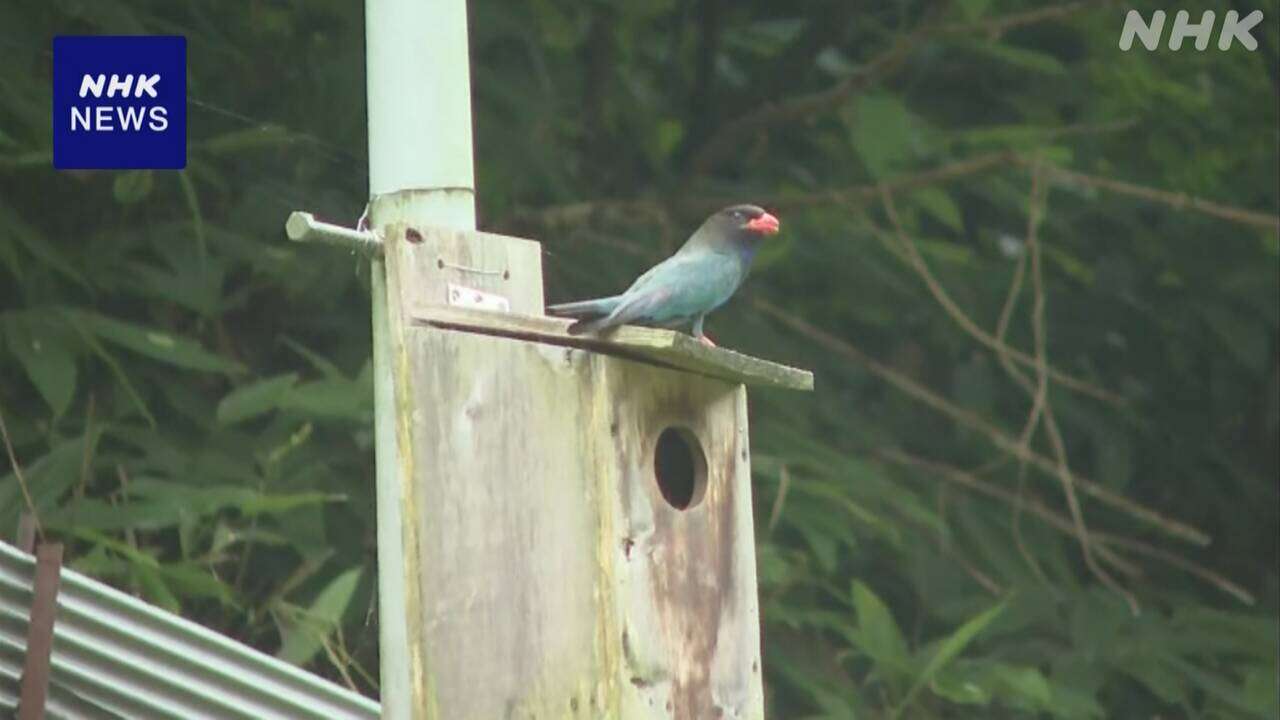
top-left (547, 204), bottom-right (780, 347)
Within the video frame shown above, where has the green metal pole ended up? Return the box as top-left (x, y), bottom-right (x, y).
top-left (365, 0), bottom-right (477, 717)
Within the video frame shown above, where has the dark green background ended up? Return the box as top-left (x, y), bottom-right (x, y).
top-left (2, 1), bottom-right (1277, 717)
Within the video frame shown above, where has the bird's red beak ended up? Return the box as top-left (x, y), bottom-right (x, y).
top-left (746, 211), bottom-right (780, 235)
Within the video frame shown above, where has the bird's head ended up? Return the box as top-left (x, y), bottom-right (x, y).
top-left (716, 204), bottom-right (780, 237)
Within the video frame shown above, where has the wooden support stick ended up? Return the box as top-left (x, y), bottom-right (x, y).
top-left (16, 512), bottom-right (37, 553)
top-left (18, 543), bottom-right (64, 720)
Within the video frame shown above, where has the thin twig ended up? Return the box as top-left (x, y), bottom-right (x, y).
top-left (1098, 535), bottom-right (1256, 606)
top-left (687, 18), bottom-right (929, 174)
top-left (1023, 165), bottom-right (1139, 614)
top-left (940, 0), bottom-right (1116, 38)
top-left (753, 296), bottom-right (1212, 546)
top-left (516, 139), bottom-right (1279, 237)
top-left (686, 0), bottom-right (1114, 173)
top-left (768, 465), bottom-right (792, 534)
top-left (871, 190), bottom-right (1124, 407)
top-left (884, 449), bottom-right (1254, 605)
top-left (881, 178), bottom-right (1138, 612)
top-left (879, 448), bottom-right (1141, 577)
top-left (933, 483), bottom-right (1005, 595)
top-left (1025, 158), bottom-right (1280, 233)
top-left (115, 464), bottom-right (139, 552)
top-left (998, 202), bottom-right (1049, 586)
top-left (0, 401), bottom-right (43, 543)
top-left (776, 152), bottom-right (1019, 210)
top-left (76, 394), bottom-right (96, 501)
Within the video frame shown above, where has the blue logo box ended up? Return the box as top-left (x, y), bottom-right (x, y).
top-left (52, 36), bottom-right (186, 170)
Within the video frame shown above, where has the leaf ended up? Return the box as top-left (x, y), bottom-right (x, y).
top-left (896, 599), bottom-right (1007, 716)
top-left (134, 563), bottom-right (182, 613)
top-left (4, 314), bottom-right (76, 416)
top-left (955, 39), bottom-right (1067, 75)
top-left (161, 563), bottom-right (237, 607)
top-left (112, 170), bottom-right (154, 204)
top-left (956, 0), bottom-right (990, 21)
top-left (122, 260), bottom-right (226, 316)
top-left (217, 373), bottom-right (299, 424)
top-left (276, 568), bottom-right (363, 665)
top-left (124, 478), bottom-right (343, 518)
top-left (45, 496), bottom-right (187, 532)
top-left (931, 668), bottom-right (991, 705)
top-left (847, 93), bottom-right (915, 178)
top-left (200, 124), bottom-right (301, 154)
top-left (731, 18), bottom-right (807, 56)
top-left (987, 664), bottom-right (1052, 709)
top-left (850, 581), bottom-right (911, 678)
top-left (280, 336), bottom-right (345, 380)
top-left (1120, 657), bottom-right (1186, 705)
top-left (911, 188), bottom-right (964, 234)
top-left (71, 310), bottom-right (242, 374)
top-left (0, 432), bottom-right (97, 531)
top-left (280, 375), bottom-right (372, 421)
top-left (0, 200), bottom-right (91, 289)
top-left (815, 47), bottom-right (858, 77)
top-left (1198, 302), bottom-right (1268, 373)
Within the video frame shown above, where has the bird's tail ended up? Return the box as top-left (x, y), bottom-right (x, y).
top-left (547, 295), bottom-right (619, 321)
top-left (547, 296), bottom-right (624, 336)
top-left (565, 315), bottom-right (616, 336)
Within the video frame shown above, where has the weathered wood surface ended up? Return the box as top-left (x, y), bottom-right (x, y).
top-left (413, 304), bottom-right (814, 392)
top-left (384, 221), bottom-right (545, 314)
top-left (605, 361), bottom-right (764, 719)
top-left (382, 227), bottom-right (766, 719)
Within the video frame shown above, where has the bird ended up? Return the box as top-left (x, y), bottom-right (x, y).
top-left (546, 204), bottom-right (780, 348)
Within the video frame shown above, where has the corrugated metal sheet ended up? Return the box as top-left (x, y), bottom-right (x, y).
top-left (0, 541), bottom-right (381, 719)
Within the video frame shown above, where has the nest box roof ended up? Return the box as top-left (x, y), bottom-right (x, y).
top-left (412, 306), bottom-right (814, 391)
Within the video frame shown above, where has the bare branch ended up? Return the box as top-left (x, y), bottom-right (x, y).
top-left (1026, 159), bottom-right (1280, 233)
top-left (879, 448), bottom-right (1257, 606)
top-left (687, 25), bottom-right (926, 174)
top-left (940, 0), bottom-right (1117, 39)
top-left (873, 186), bottom-right (1125, 406)
top-left (880, 177), bottom-right (1138, 611)
top-left (1021, 165), bottom-right (1139, 614)
top-left (687, 0), bottom-right (1117, 174)
top-left (753, 296), bottom-right (1212, 546)
top-left (767, 465), bottom-right (792, 534)
top-left (879, 448), bottom-right (1141, 577)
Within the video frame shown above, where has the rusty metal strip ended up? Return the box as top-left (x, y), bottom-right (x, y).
top-left (18, 543), bottom-right (63, 720)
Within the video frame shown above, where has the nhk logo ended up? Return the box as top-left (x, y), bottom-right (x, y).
top-left (53, 36), bottom-right (186, 169)
top-left (1119, 10), bottom-right (1264, 51)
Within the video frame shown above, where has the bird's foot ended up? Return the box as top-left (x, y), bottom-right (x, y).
top-left (697, 334), bottom-right (717, 348)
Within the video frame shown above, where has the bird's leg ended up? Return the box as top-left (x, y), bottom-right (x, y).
top-left (692, 315), bottom-right (716, 348)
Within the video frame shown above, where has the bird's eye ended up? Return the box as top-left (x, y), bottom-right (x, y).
top-left (732, 210), bottom-right (744, 219)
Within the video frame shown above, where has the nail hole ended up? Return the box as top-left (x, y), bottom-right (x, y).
top-left (437, 258), bottom-right (445, 269)
top-left (654, 427), bottom-right (707, 511)
top-left (503, 269), bottom-right (511, 280)
top-left (405, 228), bottom-right (423, 244)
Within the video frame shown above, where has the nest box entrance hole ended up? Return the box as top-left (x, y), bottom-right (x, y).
top-left (654, 427), bottom-right (708, 510)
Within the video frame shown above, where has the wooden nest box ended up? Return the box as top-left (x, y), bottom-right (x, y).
top-left (378, 221), bottom-right (812, 720)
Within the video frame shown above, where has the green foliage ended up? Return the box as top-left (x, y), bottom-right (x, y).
top-left (1, 0), bottom-right (1277, 716)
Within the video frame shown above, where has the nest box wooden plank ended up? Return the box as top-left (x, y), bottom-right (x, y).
top-left (379, 224), bottom-right (811, 720)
